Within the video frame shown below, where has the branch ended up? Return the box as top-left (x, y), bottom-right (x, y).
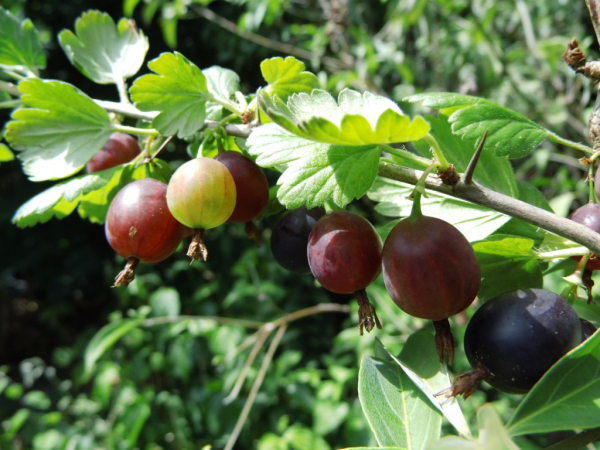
top-left (377, 161), bottom-right (600, 255)
top-left (191, 6), bottom-right (352, 72)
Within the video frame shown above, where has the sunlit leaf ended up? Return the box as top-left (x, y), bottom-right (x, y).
top-left (0, 143), bottom-right (15, 162)
top-left (203, 65), bottom-right (241, 119)
top-left (130, 52), bottom-right (211, 137)
top-left (260, 89), bottom-right (430, 145)
top-left (58, 10), bottom-right (148, 84)
top-left (359, 341), bottom-right (442, 449)
top-left (261, 56), bottom-right (319, 101)
top-left (0, 8), bottom-right (46, 75)
top-left (5, 78), bottom-right (113, 181)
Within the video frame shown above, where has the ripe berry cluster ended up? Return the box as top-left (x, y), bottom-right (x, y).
top-left (101, 134), bottom-right (269, 286)
top-left (98, 132), bottom-right (597, 398)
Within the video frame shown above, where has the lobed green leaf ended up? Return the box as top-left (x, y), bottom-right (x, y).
top-left (260, 89), bottom-right (430, 145)
top-left (276, 144), bottom-right (381, 209)
top-left (261, 56), bottom-right (319, 101)
top-left (58, 10), bottom-right (149, 84)
top-left (0, 8), bottom-right (46, 75)
top-left (130, 52), bottom-right (211, 137)
top-left (407, 92), bottom-right (548, 159)
top-left (413, 115), bottom-right (518, 197)
top-left (5, 78), bottom-right (113, 181)
top-left (203, 66), bottom-right (241, 119)
top-left (507, 330), bottom-right (600, 436)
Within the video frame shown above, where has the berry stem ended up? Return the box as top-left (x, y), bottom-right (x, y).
top-left (423, 134), bottom-right (450, 171)
top-left (113, 256), bottom-right (140, 287)
top-left (187, 229), bottom-right (209, 262)
top-left (447, 361), bottom-right (491, 399)
top-left (244, 221), bottom-right (261, 247)
top-left (354, 288), bottom-right (382, 335)
top-left (432, 318), bottom-right (455, 364)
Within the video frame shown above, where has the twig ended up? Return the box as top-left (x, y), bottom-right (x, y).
top-left (223, 325), bottom-right (273, 405)
top-left (191, 6), bottom-right (352, 72)
top-left (377, 161), bottom-right (600, 255)
top-left (223, 323), bottom-right (287, 450)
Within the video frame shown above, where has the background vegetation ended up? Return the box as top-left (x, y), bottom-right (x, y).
top-left (1, 0), bottom-right (598, 448)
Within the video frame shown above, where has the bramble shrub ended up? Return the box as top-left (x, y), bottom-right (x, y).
top-left (2, 3), bottom-right (600, 450)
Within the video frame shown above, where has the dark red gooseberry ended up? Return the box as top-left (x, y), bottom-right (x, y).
top-left (381, 215), bottom-right (480, 321)
top-left (307, 211), bottom-right (383, 334)
top-left (569, 203), bottom-right (600, 270)
top-left (307, 211), bottom-right (382, 295)
top-left (458, 289), bottom-right (581, 396)
top-left (86, 132), bottom-right (140, 173)
top-left (580, 318), bottom-right (597, 342)
top-left (106, 178), bottom-right (185, 286)
top-left (270, 206), bottom-right (325, 273)
top-left (214, 152), bottom-right (269, 223)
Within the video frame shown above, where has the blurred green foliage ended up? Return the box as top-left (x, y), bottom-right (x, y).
top-left (1, 0), bottom-right (599, 448)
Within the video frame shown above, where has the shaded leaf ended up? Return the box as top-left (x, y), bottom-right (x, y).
top-left (5, 78), bottom-right (112, 181)
top-left (83, 317), bottom-right (145, 381)
top-left (58, 10), bottom-right (148, 84)
top-left (368, 177), bottom-right (510, 242)
top-left (507, 330), bottom-right (600, 436)
top-left (473, 235), bottom-right (543, 301)
top-left (413, 115), bottom-right (517, 197)
top-left (149, 287), bottom-right (181, 317)
top-left (0, 8), bottom-right (46, 74)
top-left (260, 89), bottom-right (430, 145)
top-left (261, 56), bottom-right (319, 101)
top-left (130, 52), bottom-right (211, 137)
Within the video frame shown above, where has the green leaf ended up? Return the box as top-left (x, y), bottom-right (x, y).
top-left (11, 166), bottom-right (126, 227)
top-left (379, 335), bottom-right (472, 438)
top-left (368, 177), bottom-right (510, 242)
top-left (0, 143), bottom-right (15, 162)
top-left (130, 52), bottom-right (211, 137)
top-left (358, 347), bottom-right (442, 448)
top-left (0, 8), bottom-right (46, 74)
top-left (277, 144), bottom-right (381, 209)
top-left (203, 66), bottom-right (240, 119)
top-left (122, 403), bottom-right (151, 447)
top-left (92, 362), bottom-right (120, 407)
top-left (473, 235), bottom-right (543, 301)
top-left (6, 78), bottom-right (113, 181)
top-left (260, 89), bottom-right (430, 145)
top-left (22, 390), bottom-right (51, 410)
top-left (407, 93), bottom-right (547, 159)
top-left (282, 425), bottom-right (331, 450)
top-left (413, 115), bottom-right (517, 197)
top-left (149, 287), bottom-right (181, 317)
top-left (58, 10), bottom-right (149, 84)
top-left (82, 317), bottom-right (144, 381)
top-left (507, 330), bottom-right (600, 436)
top-left (3, 409), bottom-right (30, 440)
top-left (261, 56), bottom-right (319, 101)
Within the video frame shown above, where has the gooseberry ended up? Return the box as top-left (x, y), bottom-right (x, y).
top-left (454, 288), bottom-right (581, 397)
top-left (166, 157), bottom-right (236, 261)
top-left (105, 178), bottom-right (185, 286)
top-left (381, 194), bottom-right (480, 363)
top-left (270, 206), bottom-right (325, 273)
top-left (569, 203), bottom-right (600, 270)
top-left (307, 211), bottom-right (383, 334)
top-left (86, 132), bottom-right (140, 173)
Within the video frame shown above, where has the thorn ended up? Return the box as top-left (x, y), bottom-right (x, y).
top-left (463, 129), bottom-right (488, 185)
